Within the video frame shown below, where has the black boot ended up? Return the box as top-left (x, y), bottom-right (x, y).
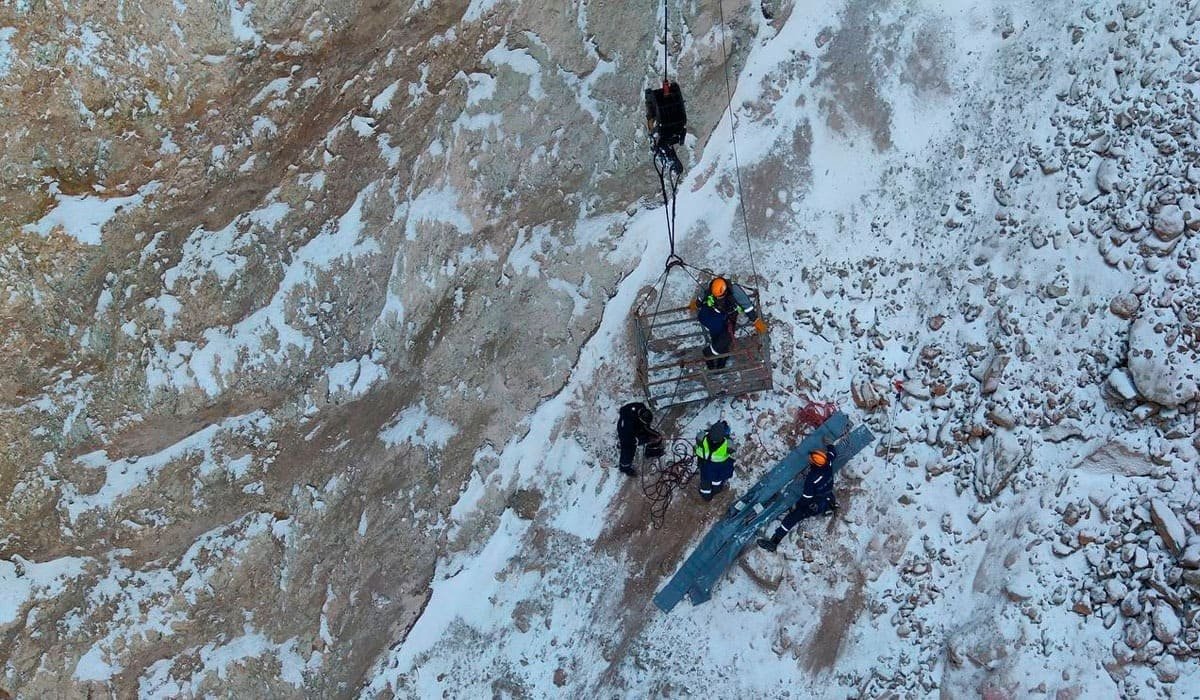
top-left (823, 497), bottom-right (839, 516)
top-left (757, 528), bottom-right (785, 552)
top-left (618, 464), bottom-right (637, 477)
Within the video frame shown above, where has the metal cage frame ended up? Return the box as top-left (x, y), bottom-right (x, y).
top-left (633, 287), bottom-right (773, 410)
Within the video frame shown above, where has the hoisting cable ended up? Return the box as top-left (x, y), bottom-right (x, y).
top-left (661, 0), bottom-right (669, 83)
top-left (715, 1), bottom-right (760, 284)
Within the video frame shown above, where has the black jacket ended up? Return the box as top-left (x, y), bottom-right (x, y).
top-left (617, 402), bottom-right (660, 444)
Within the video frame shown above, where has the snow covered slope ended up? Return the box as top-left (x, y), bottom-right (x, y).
top-left (364, 0), bottom-right (1200, 697)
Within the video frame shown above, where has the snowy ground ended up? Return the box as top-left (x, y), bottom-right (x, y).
top-left (364, 0), bottom-right (1200, 697)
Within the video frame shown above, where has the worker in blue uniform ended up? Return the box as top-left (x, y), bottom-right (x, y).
top-left (757, 446), bottom-right (839, 551)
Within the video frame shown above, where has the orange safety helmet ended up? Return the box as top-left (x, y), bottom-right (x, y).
top-left (709, 277), bottom-right (728, 297)
top-left (809, 450), bottom-right (830, 468)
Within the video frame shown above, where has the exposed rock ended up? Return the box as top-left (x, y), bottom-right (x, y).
top-left (1150, 499), bottom-right (1188, 555)
top-left (1106, 369), bottom-right (1140, 400)
top-left (1126, 307), bottom-right (1200, 408)
top-left (508, 489), bottom-right (543, 520)
top-left (851, 379), bottom-right (888, 411)
top-left (1152, 602), bottom-right (1181, 644)
top-left (1108, 294), bottom-right (1140, 319)
top-left (1152, 205), bottom-right (1185, 241)
top-left (1073, 440), bottom-right (1155, 476)
top-left (986, 406), bottom-right (1016, 429)
top-left (900, 379), bottom-right (931, 400)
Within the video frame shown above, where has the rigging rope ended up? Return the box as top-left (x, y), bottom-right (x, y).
top-left (715, 1), bottom-right (760, 285)
top-left (639, 437), bottom-right (696, 529)
top-left (653, 153), bottom-right (682, 261)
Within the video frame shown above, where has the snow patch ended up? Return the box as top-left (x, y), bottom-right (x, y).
top-left (23, 181), bottom-right (159, 245)
top-left (405, 186), bottom-right (472, 240)
top-left (228, 0), bottom-right (263, 46)
top-left (146, 185), bottom-right (381, 397)
top-left (379, 402), bottom-right (458, 449)
top-left (0, 556), bottom-right (88, 627)
top-left (60, 412), bottom-right (272, 522)
top-left (370, 80), bottom-right (401, 114)
top-left (483, 39), bottom-right (544, 99)
top-left (0, 27), bottom-right (17, 78)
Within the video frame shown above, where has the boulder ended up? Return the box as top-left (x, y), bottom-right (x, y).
top-left (1126, 307), bottom-right (1200, 408)
top-left (900, 379), bottom-right (930, 400)
top-left (507, 488), bottom-right (543, 520)
top-left (739, 551), bottom-right (788, 592)
top-left (851, 378), bottom-right (888, 411)
top-left (1072, 440), bottom-right (1155, 476)
top-left (1120, 591), bottom-right (1142, 617)
top-left (1096, 159), bottom-right (1120, 193)
top-left (1150, 499), bottom-right (1188, 556)
top-left (1005, 572), bottom-right (1037, 602)
top-left (973, 355), bottom-right (1010, 395)
top-left (1125, 620), bottom-right (1151, 649)
top-left (986, 406), bottom-right (1016, 429)
top-left (1152, 205), bottom-right (1185, 241)
top-left (1108, 293), bottom-right (1140, 319)
top-left (1152, 602), bottom-right (1181, 645)
top-left (1106, 369), bottom-right (1139, 400)
top-left (1155, 656), bottom-right (1180, 683)
top-left (1179, 538), bottom-right (1200, 569)
top-left (1104, 579), bottom-right (1128, 603)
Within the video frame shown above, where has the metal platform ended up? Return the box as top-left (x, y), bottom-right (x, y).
top-left (633, 290), bottom-right (773, 410)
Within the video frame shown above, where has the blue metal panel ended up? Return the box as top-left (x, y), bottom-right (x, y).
top-left (684, 424), bottom-right (875, 605)
top-left (652, 412), bottom-right (854, 613)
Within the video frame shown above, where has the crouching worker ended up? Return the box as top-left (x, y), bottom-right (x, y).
top-left (617, 402), bottom-right (664, 477)
top-left (695, 420), bottom-right (735, 501)
top-left (757, 446), bottom-right (839, 552)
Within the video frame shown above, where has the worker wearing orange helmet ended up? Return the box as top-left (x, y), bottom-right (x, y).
top-left (688, 276), bottom-right (766, 370)
top-left (757, 445), bottom-right (839, 552)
